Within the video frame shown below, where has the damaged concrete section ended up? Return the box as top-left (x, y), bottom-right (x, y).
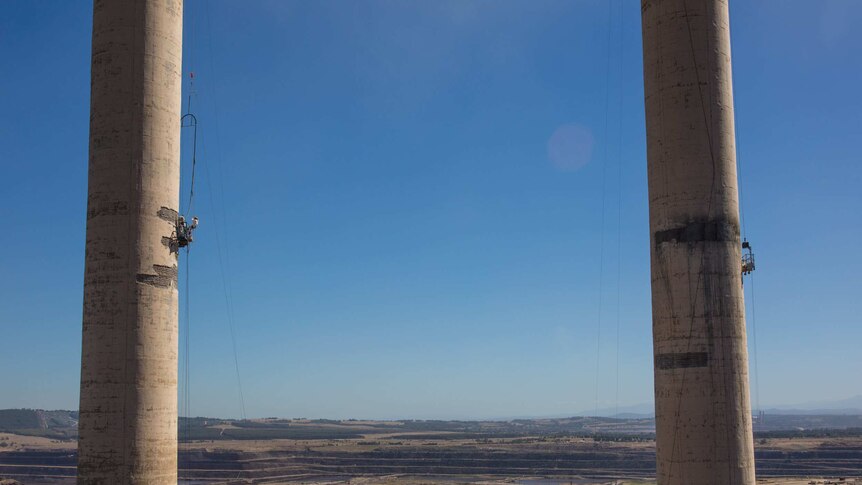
top-left (157, 206), bottom-right (178, 223)
top-left (654, 219), bottom-right (738, 246)
top-left (85, 195), bottom-right (129, 220)
top-left (136, 264), bottom-right (178, 289)
top-left (655, 352), bottom-right (709, 370)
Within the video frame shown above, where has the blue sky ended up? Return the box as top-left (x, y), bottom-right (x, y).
top-left (0, 0), bottom-right (860, 420)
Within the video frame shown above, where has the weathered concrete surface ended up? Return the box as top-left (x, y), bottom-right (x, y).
top-left (79, 0), bottom-right (183, 483)
top-left (640, 0), bottom-right (755, 484)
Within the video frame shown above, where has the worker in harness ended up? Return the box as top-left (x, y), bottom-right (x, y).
top-left (176, 215), bottom-right (198, 248)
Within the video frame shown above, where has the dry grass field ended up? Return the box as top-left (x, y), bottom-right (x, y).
top-left (1, 415), bottom-right (860, 484)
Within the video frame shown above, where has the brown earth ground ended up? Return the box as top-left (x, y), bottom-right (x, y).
top-left (2, 433), bottom-right (861, 484)
top-left (0, 433), bottom-right (75, 452)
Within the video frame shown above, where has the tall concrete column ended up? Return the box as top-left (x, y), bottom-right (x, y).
top-left (79, 0), bottom-right (183, 483)
top-left (640, 0), bottom-right (755, 483)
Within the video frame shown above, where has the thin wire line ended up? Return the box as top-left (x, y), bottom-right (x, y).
top-left (749, 273), bottom-right (761, 419)
top-left (182, 247), bottom-right (191, 476)
top-left (614, 0), bottom-right (624, 419)
top-left (179, 6), bottom-right (197, 478)
top-left (727, 1), bottom-right (761, 427)
top-left (594, 0), bottom-right (614, 418)
top-left (202, 1), bottom-right (247, 419)
top-left (199, 123), bottom-right (247, 420)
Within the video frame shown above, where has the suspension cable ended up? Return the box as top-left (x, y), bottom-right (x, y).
top-left (181, 106), bottom-right (198, 217)
top-left (748, 273), bottom-right (761, 421)
top-left (180, 6), bottom-right (199, 468)
top-left (593, 0), bottom-right (614, 418)
top-left (727, 0), bottom-right (762, 422)
top-left (203, 0), bottom-right (247, 420)
top-left (614, 0), bottom-right (625, 419)
top-left (179, 71), bottom-right (197, 479)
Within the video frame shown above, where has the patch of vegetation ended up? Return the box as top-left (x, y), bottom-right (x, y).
top-left (179, 425), bottom-right (368, 441)
top-left (754, 427), bottom-right (862, 439)
top-left (0, 409), bottom-right (41, 430)
top-left (592, 433), bottom-right (655, 442)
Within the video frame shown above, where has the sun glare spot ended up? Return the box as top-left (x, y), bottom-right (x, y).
top-left (548, 123), bottom-right (594, 172)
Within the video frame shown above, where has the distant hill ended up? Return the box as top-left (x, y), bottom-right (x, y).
top-left (0, 409), bottom-right (40, 430)
top-left (578, 395), bottom-right (862, 418)
top-left (760, 395), bottom-right (862, 415)
top-left (571, 403), bottom-right (655, 419)
top-left (1, 398), bottom-right (860, 442)
top-left (0, 409), bottom-right (77, 439)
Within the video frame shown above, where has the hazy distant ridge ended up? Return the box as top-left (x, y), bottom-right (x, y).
top-left (578, 395), bottom-right (862, 418)
top-left (759, 395), bottom-right (862, 415)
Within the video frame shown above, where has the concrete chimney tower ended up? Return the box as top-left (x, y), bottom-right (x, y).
top-left (78, 0), bottom-right (183, 483)
top-left (640, 0), bottom-right (755, 483)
